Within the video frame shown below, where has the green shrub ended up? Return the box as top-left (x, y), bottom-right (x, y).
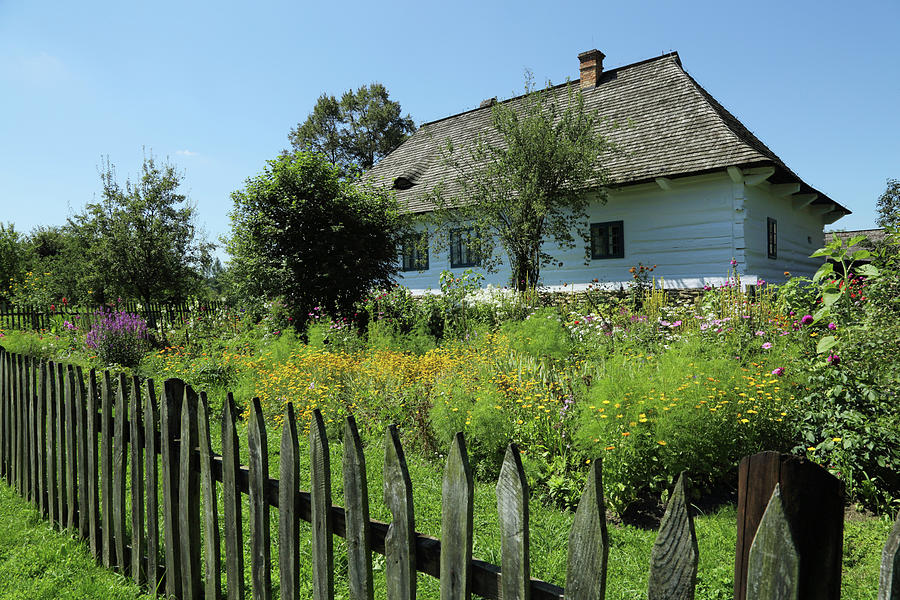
top-left (500, 308), bottom-right (572, 361)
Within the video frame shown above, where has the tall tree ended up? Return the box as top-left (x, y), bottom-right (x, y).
top-left (0, 223), bottom-right (28, 304)
top-left (876, 178), bottom-right (900, 229)
top-left (289, 83), bottom-right (415, 172)
top-left (430, 77), bottom-right (615, 290)
top-left (70, 153), bottom-right (213, 306)
top-left (226, 151), bottom-right (404, 332)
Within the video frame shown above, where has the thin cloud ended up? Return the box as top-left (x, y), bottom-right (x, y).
top-left (176, 149), bottom-right (199, 157)
top-left (0, 52), bottom-right (70, 87)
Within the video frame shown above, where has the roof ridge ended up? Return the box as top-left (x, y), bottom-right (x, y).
top-left (418, 52), bottom-right (683, 129)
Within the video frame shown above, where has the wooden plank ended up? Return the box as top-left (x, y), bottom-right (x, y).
top-left (161, 378), bottom-right (185, 598)
top-left (25, 357), bottom-right (33, 505)
top-left (101, 370), bottom-right (114, 566)
top-left (342, 415), bottom-right (373, 600)
top-left (746, 484), bottom-right (799, 600)
top-left (145, 379), bottom-right (161, 596)
top-left (565, 458), bottom-right (608, 600)
top-left (310, 408), bottom-right (334, 600)
top-left (65, 365), bottom-right (79, 531)
top-left (734, 452), bottom-right (843, 600)
top-left (497, 443), bottom-right (530, 600)
top-left (130, 376), bottom-right (145, 585)
top-left (198, 393), bottom-right (222, 600)
top-left (46, 361), bottom-right (58, 527)
top-left (55, 362), bottom-right (67, 530)
top-left (440, 432), bottom-right (473, 600)
top-left (15, 354), bottom-right (23, 496)
top-left (248, 397), bottom-right (272, 599)
top-left (36, 361), bottom-right (47, 517)
top-left (179, 385), bottom-right (202, 600)
top-left (221, 393), bottom-right (245, 600)
top-left (75, 367), bottom-right (89, 539)
top-left (384, 424), bottom-right (415, 600)
top-left (30, 358), bottom-right (39, 507)
top-left (0, 349), bottom-right (6, 482)
top-left (879, 509), bottom-right (900, 600)
top-left (648, 472), bottom-right (698, 600)
top-left (279, 403), bottom-right (300, 600)
top-left (113, 373), bottom-right (128, 571)
top-left (86, 369), bottom-right (101, 561)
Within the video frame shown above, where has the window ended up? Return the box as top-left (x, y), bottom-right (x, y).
top-left (767, 218), bottom-right (777, 259)
top-left (400, 233), bottom-right (429, 271)
top-left (591, 221), bottom-right (624, 259)
top-left (450, 228), bottom-right (480, 268)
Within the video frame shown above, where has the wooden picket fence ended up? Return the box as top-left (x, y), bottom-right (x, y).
top-left (0, 346), bottom-right (898, 599)
top-left (0, 299), bottom-right (236, 332)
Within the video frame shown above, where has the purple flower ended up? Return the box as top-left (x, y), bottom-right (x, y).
top-left (730, 258), bottom-right (738, 266)
top-left (762, 342), bottom-right (773, 350)
top-left (757, 279), bottom-right (766, 286)
top-left (801, 314), bottom-right (814, 325)
top-left (755, 330), bottom-right (765, 336)
top-left (771, 367), bottom-right (785, 376)
top-left (827, 354), bottom-right (841, 366)
top-left (828, 322), bottom-right (837, 330)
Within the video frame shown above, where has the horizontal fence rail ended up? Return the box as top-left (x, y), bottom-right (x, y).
top-left (0, 346), bottom-right (898, 600)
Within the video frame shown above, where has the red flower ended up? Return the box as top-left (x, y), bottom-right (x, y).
top-left (50, 304), bottom-right (55, 311)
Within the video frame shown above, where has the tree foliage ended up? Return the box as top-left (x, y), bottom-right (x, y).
top-left (0, 223), bottom-right (27, 304)
top-left (430, 77), bottom-right (615, 290)
top-left (288, 83), bottom-right (415, 173)
top-left (69, 154), bottom-right (212, 305)
top-left (226, 151), bottom-right (404, 331)
top-left (876, 178), bottom-right (900, 229)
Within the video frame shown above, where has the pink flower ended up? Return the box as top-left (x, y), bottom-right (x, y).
top-left (827, 354), bottom-right (840, 366)
top-left (771, 367), bottom-right (785, 376)
top-left (757, 279), bottom-right (766, 286)
top-left (755, 330), bottom-right (765, 336)
top-left (801, 314), bottom-right (814, 325)
top-left (828, 322), bottom-right (837, 330)
top-left (762, 342), bottom-right (773, 350)
top-left (730, 258), bottom-right (738, 266)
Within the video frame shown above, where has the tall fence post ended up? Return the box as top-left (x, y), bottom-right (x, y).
top-left (161, 378), bottom-right (185, 599)
top-left (734, 451), bottom-right (844, 600)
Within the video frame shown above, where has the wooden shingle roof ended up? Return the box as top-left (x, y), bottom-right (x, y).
top-left (367, 52), bottom-right (848, 216)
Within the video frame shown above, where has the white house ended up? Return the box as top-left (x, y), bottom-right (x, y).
top-left (367, 49), bottom-right (849, 292)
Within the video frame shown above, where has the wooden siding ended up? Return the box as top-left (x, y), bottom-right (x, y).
top-left (743, 183), bottom-right (826, 283)
top-left (397, 173), bottom-right (746, 291)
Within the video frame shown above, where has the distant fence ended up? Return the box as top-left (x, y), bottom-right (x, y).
top-left (0, 299), bottom-right (237, 332)
top-left (0, 347), bottom-right (898, 599)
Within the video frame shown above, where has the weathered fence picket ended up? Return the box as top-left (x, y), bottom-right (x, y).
top-left (198, 393), bottom-right (222, 600)
top-left (113, 373), bottom-right (128, 571)
top-left (343, 415), bottom-right (373, 600)
top-left (130, 376), bottom-right (145, 585)
top-left (161, 378), bottom-right (184, 598)
top-left (279, 402), bottom-right (300, 600)
top-left (248, 397), bottom-right (272, 600)
top-left (310, 408), bottom-right (334, 600)
top-left (221, 393), bottom-right (244, 600)
top-left (648, 472), bottom-right (698, 600)
top-left (179, 385), bottom-right (202, 600)
top-left (144, 379), bottom-right (161, 595)
top-left (565, 458), bottom-right (608, 600)
top-left (2, 348), bottom-right (900, 600)
top-left (100, 370), bottom-right (114, 567)
top-left (498, 443), bottom-right (530, 600)
top-left (86, 369), bottom-right (101, 559)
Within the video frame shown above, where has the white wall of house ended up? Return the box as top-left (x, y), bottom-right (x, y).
top-left (395, 171), bottom-right (830, 293)
top-left (742, 182), bottom-right (828, 284)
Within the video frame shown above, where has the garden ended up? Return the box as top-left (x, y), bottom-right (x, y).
top-left (1, 232), bottom-right (899, 598)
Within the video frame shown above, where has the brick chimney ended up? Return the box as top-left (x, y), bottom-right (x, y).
top-left (578, 49), bottom-right (605, 89)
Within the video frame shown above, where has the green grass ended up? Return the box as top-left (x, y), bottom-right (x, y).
top-left (0, 481), bottom-right (151, 600)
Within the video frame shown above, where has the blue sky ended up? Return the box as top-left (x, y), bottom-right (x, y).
top-left (2, 0), bottom-right (898, 260)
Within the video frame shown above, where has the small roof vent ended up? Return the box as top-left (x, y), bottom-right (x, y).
top-left (393, 176), bottom-right (414, 190)
top-left (479, 97), bottom-right (497, 108)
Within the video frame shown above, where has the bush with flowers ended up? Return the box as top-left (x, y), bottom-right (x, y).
top-left (84, 309), bottom-right (150, 368)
